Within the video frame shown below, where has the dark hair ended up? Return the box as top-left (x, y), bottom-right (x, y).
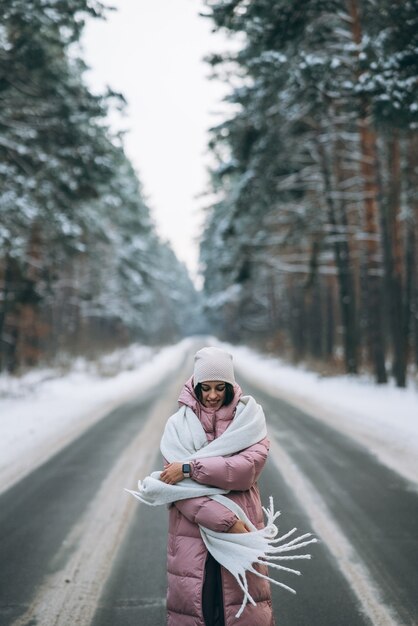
top-left (194, 382), bottom-right (235, 406)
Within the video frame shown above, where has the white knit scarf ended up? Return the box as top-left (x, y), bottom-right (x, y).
top-left (126, 395), bottom-right (317, 618)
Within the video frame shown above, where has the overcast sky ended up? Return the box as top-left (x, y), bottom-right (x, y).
top-left (82, 0), bottom-right (233, 285)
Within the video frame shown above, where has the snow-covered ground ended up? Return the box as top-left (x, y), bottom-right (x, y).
top-left (221, 342), bottom-right (418, 488)
top-left (1, 337), bottom-right (417, 495)
top-left (0, 339), bottom-right (193, 494)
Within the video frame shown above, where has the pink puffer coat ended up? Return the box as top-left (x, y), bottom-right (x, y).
top-left (166, 378), bottom-right (274, 626)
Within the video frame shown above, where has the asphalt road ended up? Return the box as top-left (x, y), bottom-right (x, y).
top-left (241, 375), bottom-right (418, 626)
top-left (0, 347), bottom-right (417, 626)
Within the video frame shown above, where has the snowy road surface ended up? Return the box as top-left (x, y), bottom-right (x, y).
top-left (1, 341), bottom-right (417, 625)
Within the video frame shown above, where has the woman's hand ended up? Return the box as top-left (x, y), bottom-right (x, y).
top-left (227, 519), bottom-right (250, 533)
top-left (160, 462), bottom-right (184, 485)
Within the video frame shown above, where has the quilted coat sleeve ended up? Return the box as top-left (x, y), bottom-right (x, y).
top-left (191, 437), bottom-right (270, 491)
top-left (173, 496), bottom-right (237, 532)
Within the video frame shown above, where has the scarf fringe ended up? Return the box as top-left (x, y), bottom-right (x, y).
top-left (233, 496), bottom-right (318, 619)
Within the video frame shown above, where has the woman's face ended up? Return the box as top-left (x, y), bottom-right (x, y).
top-left (200, 380), bottom-right (226, 409)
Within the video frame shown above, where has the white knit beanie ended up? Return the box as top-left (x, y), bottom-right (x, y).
top-left (193, 347), bottom-right (236, 386)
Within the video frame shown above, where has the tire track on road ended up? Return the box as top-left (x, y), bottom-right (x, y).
top-left (238, 370), bottom-right (418, 626)
top-left (267, 435), bottom-right (400, 626)
top-left (10, 366), bottom-right (188, 626)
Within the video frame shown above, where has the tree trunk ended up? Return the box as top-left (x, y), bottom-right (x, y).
top-left (0, 255), bottom-right (10, 372)
top-left (332, 112), bottom-right (360, 373)
top-left (316, 128), bottom-right (359, 374)
top-left (406, 133), bottom-right (418, 367)
top-left (384, 131), bottom-right (408, 386)
top-left (347, 0), bottom-right (387, 383)
top-left (13, 222), bottom-right (44, 370)
top-left (358, 113), bottom-right (387, 382)
top-left (289, 279), bottom-right (306, 361)
top-left (0, 253), bottom-right (24, 372)
top-left (325, 276), bottom-right (335, 359)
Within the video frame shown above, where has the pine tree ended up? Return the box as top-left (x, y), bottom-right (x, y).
top-left (200, 0), bottom-right (418, 384)
top-left (0, 0), bottom-right (201, 370)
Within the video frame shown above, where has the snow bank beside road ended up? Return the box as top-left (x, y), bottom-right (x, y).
top-left (2, 335), bottom-right (417, 494)
top-left (223, 344), bottom-right (418, 487)
top-left (0, 339), bottom-right (193, 494)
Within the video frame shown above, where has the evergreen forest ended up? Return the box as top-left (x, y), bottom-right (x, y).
top-left (200, 0), bottom-right (418, 387)
top-left (0, 0), bottom-right (200, 372)
top-left (1, 0), bottom-right (418, 389)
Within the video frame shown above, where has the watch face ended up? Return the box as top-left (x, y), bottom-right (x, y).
top-left (182, 463), bottom-right (191, 473)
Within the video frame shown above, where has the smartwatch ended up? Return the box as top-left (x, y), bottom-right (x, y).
top-left (182, 463), bottom-right (191, 478)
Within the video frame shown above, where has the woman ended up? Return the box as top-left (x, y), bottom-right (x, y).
top-left (159, 346), bottom-right (274, 626)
